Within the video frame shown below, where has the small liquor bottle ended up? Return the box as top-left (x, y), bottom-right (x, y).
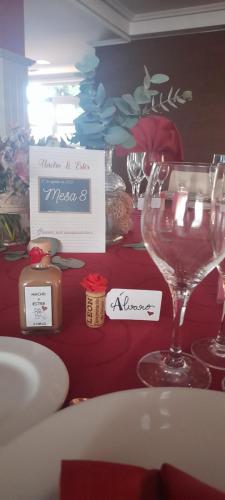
top-left (18, 238), bottom-right (62, 334)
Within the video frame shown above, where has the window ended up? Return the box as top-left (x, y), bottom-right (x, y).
top-left (27, 82), bottom-right (82, 142)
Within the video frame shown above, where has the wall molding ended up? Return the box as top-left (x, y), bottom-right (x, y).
top-left (68, 0), bottom-right (130, 40)
top-left (70, 0), bottom-right (225, 40)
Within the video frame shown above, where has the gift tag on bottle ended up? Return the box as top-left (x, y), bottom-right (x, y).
top-left (106, 289), bottom-right (162, 321)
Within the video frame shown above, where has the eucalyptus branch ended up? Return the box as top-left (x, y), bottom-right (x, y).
top-left (142, 88), bottom-right (192, 115)
top-left (72, 55), bottom-right (193, 150)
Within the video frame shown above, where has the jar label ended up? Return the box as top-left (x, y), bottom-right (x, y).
top-left (24, 286), bottom-right (52, 327)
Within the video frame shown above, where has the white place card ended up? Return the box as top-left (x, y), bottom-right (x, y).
top-left (106, 289), bottom-right (162, 321)
top-left (29, 146), bottom-right (106, 253)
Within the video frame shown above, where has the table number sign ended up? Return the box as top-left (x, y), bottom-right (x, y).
top-left (29, 147), bottom-right (105, 252)
top-left (106, 289), bottom-right (162, 321)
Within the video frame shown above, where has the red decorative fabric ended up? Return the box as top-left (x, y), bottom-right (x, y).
top-left (116, 116), bottom-right (183, 175)
top-left (60, 461), bottom-right (225, 500)
top-left (60, 460), bottom-right (160, 500)
top-left (160, 463), bottom-right (225, 500)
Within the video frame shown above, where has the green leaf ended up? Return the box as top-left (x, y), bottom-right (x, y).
top-left (103, 97), bottom-right (115, 108)
top-left (114, 97), bottom-right (139, 116)
top-left (143, 65), bottom-right (151, 89)
top-left (134, 86), bottom-right (158, 104)
top-left (122, 94), bottom-right (140, 114)
top-left (121, 116), bottom-right (139, 128)
top-left (159, 93), bottom-right (170, 112)
top-left (175, 95), bottom-right (186, 104)
top-left (182, 90), bottom-right (192, 102)
top-left (79, 96), bottom-right (99, 112)
top-left (79, 121), bottom-right (105, 135)
top-left (75, 54), bottom-right (99, 74)
top-left (151, 73), bottom-right (169, 84)
top-left (4, 253), bottom-right (27, 261)
top-left (80, 137), bottom-right (105, 148)
top-left (105, 126), bottom-right (134, 145)
top-left (114, 97), bottom-right (132, 115)
top-left (95, 83), bottom-right (106, 106)
top-left (100, 106), bottom-right (116, 119)
top-left (120, 134), bottom-right (136, 149)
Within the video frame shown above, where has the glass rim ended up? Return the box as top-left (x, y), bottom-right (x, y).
top-left (151, 161), bottom-right (212, 166)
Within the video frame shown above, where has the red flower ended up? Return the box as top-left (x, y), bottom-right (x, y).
top-left (80, 273), bottom-right (108, 292)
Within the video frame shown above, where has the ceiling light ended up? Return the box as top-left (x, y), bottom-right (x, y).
top-left (36, 59), bottom-right (50, 65)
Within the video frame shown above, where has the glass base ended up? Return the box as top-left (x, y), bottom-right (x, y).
top-left (191, 337), bottom-right (225, 370)
top-left (137, 350), bottom-right (211, 389)
top-left (221, 377), bottom-right (225, 391)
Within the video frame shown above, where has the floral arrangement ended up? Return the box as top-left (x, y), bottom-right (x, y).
top-left (71, 53), bottom-right (192, 150)
top-left (0, 127), bottom-right (30, 192)
top-left (0, 127), bottom-right (31, 245)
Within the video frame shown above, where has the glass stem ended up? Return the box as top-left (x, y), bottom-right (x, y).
top-left (135, 181), bottom-right (141, 200)
top-left (216, 300), bottom-right (225, 346)
top-left (132, 183), bottom-right (138, 208)
top-left (167, 288), bottom-right (191, 367)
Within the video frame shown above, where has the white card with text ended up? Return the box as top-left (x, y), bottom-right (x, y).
top-left (29, 146), bottom-right (105, 252)
top-left (106, 289), bottom-right (162, 321)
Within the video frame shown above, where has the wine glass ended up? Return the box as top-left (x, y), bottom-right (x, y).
top-left (137, 161), bottom-right (225, 389)
top-left (213, 154), bottom-right (225, 165)
top-left (127, 152), bottom-right (146, 208)
top-left (191, 161), bottom-right (225, 369)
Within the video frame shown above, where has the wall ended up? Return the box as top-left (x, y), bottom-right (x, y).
top-left (0, 0), bottom-right (25, 55)
top-left (96, 30), bottom-right (225, 172)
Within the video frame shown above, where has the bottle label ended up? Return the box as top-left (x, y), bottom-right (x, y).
top-left (24, 286), bottom-right (52, 327)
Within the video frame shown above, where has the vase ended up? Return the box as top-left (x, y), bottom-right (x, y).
top-left (105, 148), bottom-right (133, 244)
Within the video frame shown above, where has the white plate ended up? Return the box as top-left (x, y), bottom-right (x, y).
top-left (0, 337), bottom-right (69, 446)
top-left (0, 387), bottom-right (224, 500)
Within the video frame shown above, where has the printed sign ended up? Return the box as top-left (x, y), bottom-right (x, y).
top-left (106, 289), bottom-right (162, 321)
top-left (29, 147), bottom-right (105, 252)
top-left (39, 177), bottom-right (90, 213)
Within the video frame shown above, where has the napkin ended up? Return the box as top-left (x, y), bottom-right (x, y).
top-left (160, 463), bottom-right (225, 500)
top-left (60, 460), bottom-right (225, 500)
top-left (60, 460), bottom-right (160, 500)
top-left (116, 115), bottom-right (184, 176)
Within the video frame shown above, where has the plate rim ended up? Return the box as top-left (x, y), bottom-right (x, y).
top-left (0, 336), bottom-right (69, 445)
top-left (0, 386), bottom-right (224, 499)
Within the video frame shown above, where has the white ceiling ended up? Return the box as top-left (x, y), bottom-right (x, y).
top-left (24, 0), bottom-right (225, 80)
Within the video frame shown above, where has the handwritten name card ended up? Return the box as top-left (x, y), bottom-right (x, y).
top-left (106, 289), bottom-right (162, 321)
top-left (29, 147), bottom-right (105, 252)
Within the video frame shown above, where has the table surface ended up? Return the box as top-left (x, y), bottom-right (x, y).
top-left (0, 212), bottom-right (224, 404)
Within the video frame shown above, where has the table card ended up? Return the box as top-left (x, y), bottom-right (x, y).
top-left (106, 289), bottom-right (162, 321)
top-left (29, 147), bottom-right (105, 252)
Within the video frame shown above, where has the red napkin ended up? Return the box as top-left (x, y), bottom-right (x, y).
top-left (60, 460), bottom-right (160, 500)
top-left (160, 463), bottom-right (225, 500)
top-left (60, 461), bottom-right (225, 500)
top-left (116, 115), bottom-right (183, 176)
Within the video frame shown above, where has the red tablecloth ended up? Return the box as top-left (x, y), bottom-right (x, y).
top-left (0, 212), bottom-right (223, 403)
